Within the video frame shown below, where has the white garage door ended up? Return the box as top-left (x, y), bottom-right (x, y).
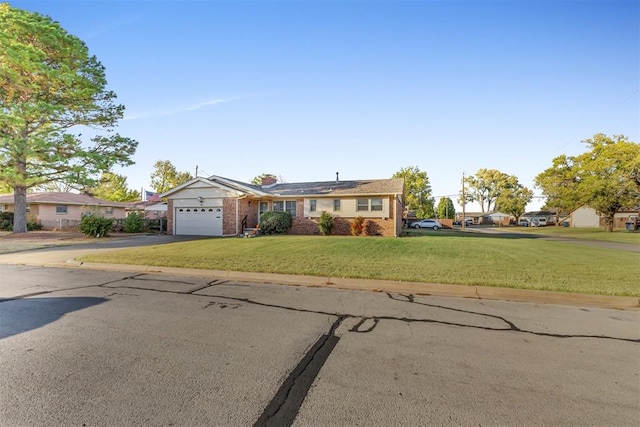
top-left (175, 207), bottom-right (223, 236)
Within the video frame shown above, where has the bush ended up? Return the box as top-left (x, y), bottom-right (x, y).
top-left (351, 216), bottom-right (365, 236)
top-left (27, 221), bottom-right (43, 231)
top-left (318, 211), bottom-right (334, 235)
top-left (0, 213), bottom-right (41, 231)
top-left (259, 211), bottom-right (292, 235)
top-left (123, 212), bottom-right (146, 233)
top-left (0, 212), bottom-right (13, 231)
top-left (79, 214), bottom-right (113, 237)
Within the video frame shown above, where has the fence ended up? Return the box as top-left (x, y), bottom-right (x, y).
top-left (111, 218), bottom-right (166, 234)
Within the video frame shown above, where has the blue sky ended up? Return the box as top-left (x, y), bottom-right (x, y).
top-left (12, 0), bottom-right (640, 211)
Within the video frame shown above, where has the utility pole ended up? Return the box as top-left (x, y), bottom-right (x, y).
top-left (195, 165), bottom-right (199, 177)
top-left (461, 172), bottom-right (466, 230)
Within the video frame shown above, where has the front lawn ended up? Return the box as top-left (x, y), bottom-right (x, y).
top-left (79, 233), bottom-right (640, 296)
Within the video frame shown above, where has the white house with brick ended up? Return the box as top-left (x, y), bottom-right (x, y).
top-left (161, 174), bottom-right (405, 237)
top-left (570, 205), bottom-right (640, 229)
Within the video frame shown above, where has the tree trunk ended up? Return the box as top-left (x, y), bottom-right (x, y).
top-left (604, 213), bottom-right (614, 232)
top-left (13, 186), bottom-right (28, 233)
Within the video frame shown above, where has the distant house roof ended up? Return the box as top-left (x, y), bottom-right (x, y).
top-left (162, 176), bottom-right (405, 198)
top-left (0, 192), bottom-right (129, 207)
top-left (523, 211), bottom-right (556, 217)
top-left (481, 211), bottom-right (511, 218)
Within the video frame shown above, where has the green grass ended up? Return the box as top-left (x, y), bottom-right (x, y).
top-left (511, 226), bottom-right (640, 243)
top-left (79, 232), bottom-right (640, 297)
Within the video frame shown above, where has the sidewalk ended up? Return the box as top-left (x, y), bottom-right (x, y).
top-left (0, 238), bottom-right (638, 310)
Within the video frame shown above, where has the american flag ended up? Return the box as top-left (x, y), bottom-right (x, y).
top-left (145, 190), bottom-right (162, 202)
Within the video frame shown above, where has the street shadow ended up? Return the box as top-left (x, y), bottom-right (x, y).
top-left (0, 297), bottom-right (107, 340)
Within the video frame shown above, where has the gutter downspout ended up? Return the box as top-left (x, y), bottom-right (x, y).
top-left (235, 198), bottom-right (239, 235)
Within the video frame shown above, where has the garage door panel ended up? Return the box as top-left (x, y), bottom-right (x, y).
top-left (175, 207), bottom-right (223, 236)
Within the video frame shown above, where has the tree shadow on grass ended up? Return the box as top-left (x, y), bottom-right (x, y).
top-left (0, 297), bottom-right (107, 340)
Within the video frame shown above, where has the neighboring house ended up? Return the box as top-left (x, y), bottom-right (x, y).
top-left (570, 205), bottom-right (640, 229)
top-left (455, 212), bottom-right (480, 224)
top-left (160, 175), bottom-right (405, 237)
top-left (455, 211), bottom-right (511, 225)
top-left (522, 211), bottom-right (557, 226)
top-left (0, 192), bottom-right (127, 229)
top-left (127, 201), bottom-right (168, 219)
top-left (479, 211), bottom-right (512, 226)
top-left (569, 206), bottom-right (600, 228)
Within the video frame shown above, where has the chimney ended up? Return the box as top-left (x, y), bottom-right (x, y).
top-left (336, 172), bottom-right (339, 183)
top-left (261, 176), bottom-right (277, 187)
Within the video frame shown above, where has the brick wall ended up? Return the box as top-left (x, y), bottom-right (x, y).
top-left (167, 200), bottom-right (174, 234)
top-left (223, 198), bottom-right (236, 235)
top-left (239, 199), bottom-right (259, 230)
top-left (169, 196), bottom-right (401, 237)
top-left (286, 198), bottom-right (400, 237)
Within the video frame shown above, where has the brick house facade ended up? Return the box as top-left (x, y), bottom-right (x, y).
top-left (162, 176), bottom-right (405, 237)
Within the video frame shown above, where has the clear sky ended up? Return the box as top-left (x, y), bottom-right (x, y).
top-left (11, 0), bottom-right (640, 211)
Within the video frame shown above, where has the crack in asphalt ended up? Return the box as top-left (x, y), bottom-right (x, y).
top-left (387, 292), bottom-right (520, 330)
top-left (349, 317), bottom-right (380, 333)
top-left (384, 292), bottom-right (639, 343)
top-left (254, 316), bottom-right (345, 427)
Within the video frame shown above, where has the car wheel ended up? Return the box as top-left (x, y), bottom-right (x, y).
top-left (413, 224), bottom-right (420, 229)
top-left (433, 226), bottom-right (439, 230)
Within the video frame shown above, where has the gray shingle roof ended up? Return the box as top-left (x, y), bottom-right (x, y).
top-left (256, 178), bottom-right (404, 197)
top-left (203, 176), bottom-right (404, 197)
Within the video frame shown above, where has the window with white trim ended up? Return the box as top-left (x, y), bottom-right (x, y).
top-left (356, 199), bottom-right (369, 211)
top-left (56, 205), bottom-right (68, 214)
top-left (273, 200), bottom-right (296, 217)
top-left (333, 199), bottom-right (341, 212)
top-left (309, 200), bottom-right (317, 212)
top-left (356, 198), bottom-right (383, 212)
top-left (259, 201), bottom-right (269, 217)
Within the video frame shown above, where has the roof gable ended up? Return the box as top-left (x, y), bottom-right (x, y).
top-left (160, 175), bottom-right (266, 197)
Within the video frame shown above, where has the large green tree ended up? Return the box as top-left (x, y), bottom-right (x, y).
top-left (0, 182), bottom-right (11, 193)
top-left (436, 197), bottom-right (455, 219)
top-left (536, 134), bottom-right (639, 231)
top-left (0, 4), bottom-right (137, 233)
top-left (534, 154), bottom-right (583, 225)
top-left (462, 169), bottom-right (517, 212)
top-left (89, 172), bottom-right (140, 202)
top-left (33, 181), bottom-right (76, 192)
top-left (150, 160), bottom-right (193, 193)
top-left (393, 166), bottom-right (434, 219)
top-left (495, 183), bottom-right (533, 225)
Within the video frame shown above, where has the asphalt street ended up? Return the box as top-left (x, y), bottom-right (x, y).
top-left (1, 264), bottom-right (638, 426)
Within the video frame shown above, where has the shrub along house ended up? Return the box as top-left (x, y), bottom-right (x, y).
top-left (160, 174), bottom-right (405, 237)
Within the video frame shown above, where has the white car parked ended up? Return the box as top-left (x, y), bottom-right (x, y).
top-left (412, 219), bottom-right (443, 230)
